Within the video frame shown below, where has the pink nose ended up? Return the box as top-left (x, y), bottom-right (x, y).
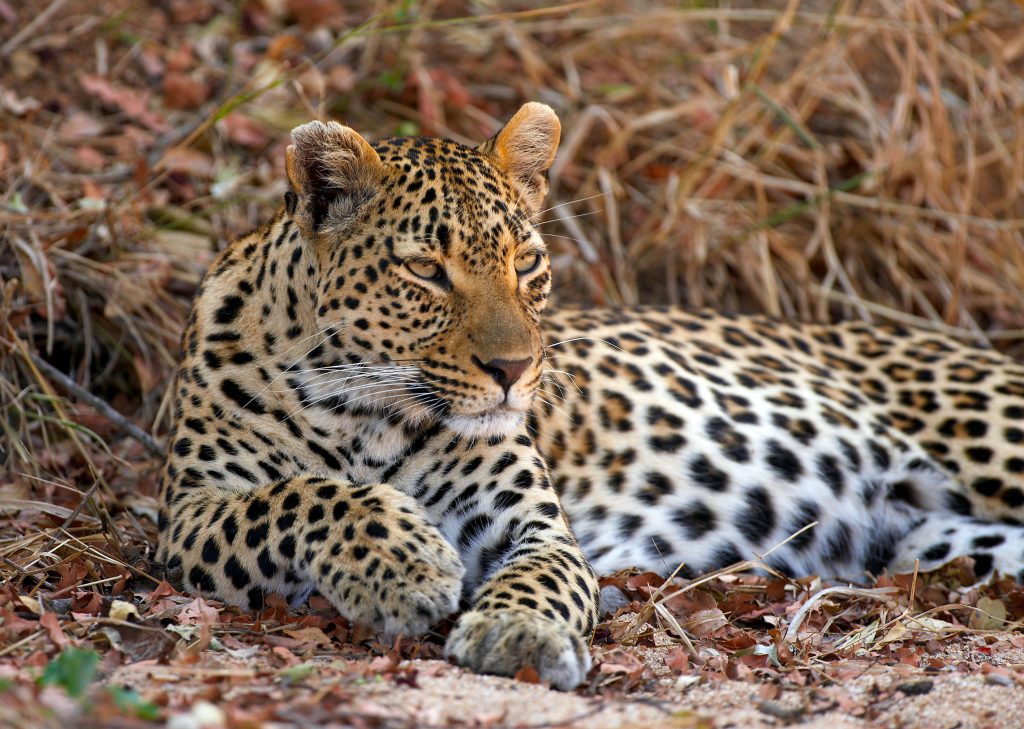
top-left (473, 356), bottom-right (532, 392)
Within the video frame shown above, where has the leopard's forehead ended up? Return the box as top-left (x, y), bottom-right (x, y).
top-left (373, 135), bottom-right (498, 177)
top-left (367, 136), bottom-right (537, 261)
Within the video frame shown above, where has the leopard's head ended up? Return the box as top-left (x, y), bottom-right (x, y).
top-left (286, 103), bottom-right (559, 438)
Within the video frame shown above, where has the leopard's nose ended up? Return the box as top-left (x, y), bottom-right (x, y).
top-left (472, 356), bottom-right (532, 392)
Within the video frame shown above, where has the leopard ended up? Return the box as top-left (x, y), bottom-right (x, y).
top-left (157, 101), bottom-right (1024, 691)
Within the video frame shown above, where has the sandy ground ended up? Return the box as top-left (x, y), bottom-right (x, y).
top-left (91, 635), bottom-right (1024, 729)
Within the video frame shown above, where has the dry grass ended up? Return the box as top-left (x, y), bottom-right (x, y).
top-left (2, 0), bottom-right (1024, 722)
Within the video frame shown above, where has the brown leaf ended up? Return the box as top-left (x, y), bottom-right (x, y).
top-left (218, 113), bottom-right (270, 149)
top-left (368, 653), bottom-right (400, 676)
top-left (513, 665), bottom-right (540, 684)
top-left (177, 598), bottom-right (220, 625)
top-left (79, 75), bottom-right (169, 132)
top-left (163, 72), bottom-right (208, 110)
top-left (0, 608), bottom-right (39, 636)
top-left (39, 612), bottom-right (68, 649)
top-left (598, 649), bottom-right (646, 680)
top-left (154, 148), bottom-right (214, 178)
top-left (282, 626), bottom-right (332, 649)
top-left (107, 623), bottom-right (178, 663)
top-left (665, 646), bottom-right (690, 673)
top-left (286, 0), bottom-right (341, 29)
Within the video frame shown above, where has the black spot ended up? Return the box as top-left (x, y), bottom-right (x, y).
top-left (816, 454), bottom-right (845, 496)
top-left (223, 514), bottom-right (238, 544)
top-left (972, 477), bottom-right (1002, 497)
top-left (618, 514), bottom-right (643, 539)
top-left (736, 487), bottom-right (775, 544)
top-left (864, 530), bottom-right (898, 574)
top-left (513, 470), bottom-right (534, 489)
top-left (973, 534), bottom-right (1005, 549)
top-left (709, 542), bottom-right (745, 569)
top-left (822, 522), bottom-right (853, 564)
top-left (245, 523), bottom-right (269, 548)
top-left (647, 534), bottom-right (674, 559)
top-left (766, 440), bottom-right (803, 482)
top-left (785, 500), bottom-right (819, 551)
top-left (490, 452), bottom-right (518, 475)
top-left (257, 547), bottom-right (277, 578)
top-left (214, 295), bottom-right (245, 324)
top-left (221, 379), bottom-right (265, 415)
top-left (689, 455), bottom-right (729, 492)
top-left (639, 471), bottom-right (675, 503)
top-left (671, 501), bottom-right (716, 539)
top-left (458, 513), bottom-right (493, 548)
top-left (922, 542), bottom-right (951, 562)
top-left (246, 498), bottom-right (270, 521)
top-left (970, 552), bottom-right (993, 577)
top-left (945, 490), bottom-right (973, 515)
top-left (316, 484), bottom-right (338, 500)
top-left (224, 556), bottom-right (250, 589)
top-left (201, 538), bottom-right (220, 565)
top-left (888, 480), bottom-right (922, 508)
top-left (537, 502), bottom-right (560, 519)
top-left (493, 490), bottom-right (524, 510)
top-left (366, 521), bottom-right (389, 539)
top-left (188, 566), bottom-right (216, 593)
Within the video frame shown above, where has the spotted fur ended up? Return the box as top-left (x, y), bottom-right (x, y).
top-left (159, 103), bottom-right (1024, 691)
top-left (537, 308), bottom-right (1024, 591)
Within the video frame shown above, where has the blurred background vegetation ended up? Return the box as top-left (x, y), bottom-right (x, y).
top-left (1, 0), bottom-right (1024, 489)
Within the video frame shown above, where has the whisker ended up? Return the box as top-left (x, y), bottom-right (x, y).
top-left (233, 321), bottom-right (345, 417)
top-left (531, 191), bottom-right (610, 219)
top-left (534, 210), bottom-right (602, 227)
top-left (534, 393), bottom-right (572, 421)
top-left (544, 336), bottom-right (624, 351)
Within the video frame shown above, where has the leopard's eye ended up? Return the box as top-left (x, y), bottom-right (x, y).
top-left (514, 252), bottom-right (541, 276)
top-left (406, 259), bottom-right (442, 281)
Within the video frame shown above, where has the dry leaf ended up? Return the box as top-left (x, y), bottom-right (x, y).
top-left (513, 665), bottom-right (540, 684)
top-left (79, 75), bottom-right (169, 132)
top-left (39, 612), bottom-right (68, 649)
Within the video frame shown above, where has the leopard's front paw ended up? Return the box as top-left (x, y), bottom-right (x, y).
top-left (313, 513), bottom-right (465, 638)
top-left (444, 609), bottom-right (591, 690)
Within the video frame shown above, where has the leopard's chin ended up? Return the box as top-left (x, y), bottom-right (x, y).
top-left (443, 410), bottom-right (526, 439)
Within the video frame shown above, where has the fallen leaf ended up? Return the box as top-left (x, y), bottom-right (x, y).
top-left (282, 626), bottom-right (332, 649)
top-left (971, 597), bottom-right (1007, 631)
top-left (177, 598), bottom-right (220, 625)
top-left (665, 646), bottom-right (690, 673)
top-left (79, 75), bottom-right (169, 132)
top-left (39, 612), bottom-right (69, 649)
top-left (163, 72), bottom-right (209, 110)
top-left (513, 665), bottom-right (540, 684)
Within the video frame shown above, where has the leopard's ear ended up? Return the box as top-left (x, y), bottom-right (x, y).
top-left (479, 102), bottom-right (560, 213)
top-left (286, 120), bottom-right (383, 235)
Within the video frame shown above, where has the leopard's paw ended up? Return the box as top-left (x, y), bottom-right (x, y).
top-left (313, 510), bottom-right (465, 638)
top-left (444, 608), bottom-right (591, 690)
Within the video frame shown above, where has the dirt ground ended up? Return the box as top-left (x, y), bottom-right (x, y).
top-left (6, 623), bottom-right (1024, 729)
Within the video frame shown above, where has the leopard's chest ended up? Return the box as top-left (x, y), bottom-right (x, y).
top-left (301, 408), bottom-right (428, 492)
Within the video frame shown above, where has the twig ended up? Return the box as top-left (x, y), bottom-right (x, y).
top-left (27, 352), bottom-right (164, 457)
top-left (783, 586), bottom-right (901, 644)
top-left (0, 0), bottom-right (69, 57)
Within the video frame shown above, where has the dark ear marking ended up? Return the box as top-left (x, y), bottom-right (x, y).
top-left (284, 190), bottom-right (298, 215)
